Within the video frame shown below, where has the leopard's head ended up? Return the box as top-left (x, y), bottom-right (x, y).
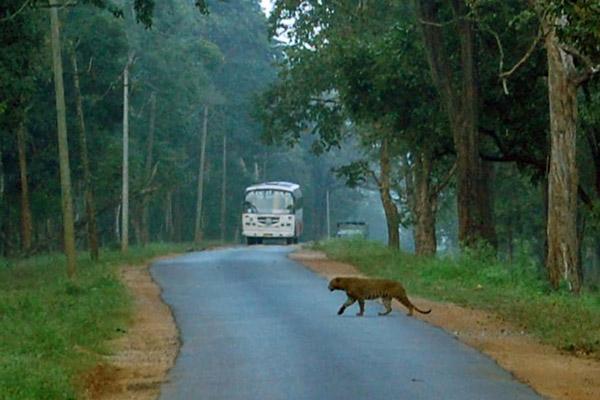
top-left (328, 277), bottom-right (342, 291)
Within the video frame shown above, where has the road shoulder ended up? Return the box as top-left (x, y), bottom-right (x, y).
top-left (82, 261), bottom-right (179, 400)
top-left (290, 249), bottom-right (600, 400)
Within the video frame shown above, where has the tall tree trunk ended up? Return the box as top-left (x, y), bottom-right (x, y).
top-left (173, 190), bottom-right (182, 242)
top-left (310, 156), bottom-right (327, 239)
top-left (377, 137), bottom-right (400, 250)
top-left (453, 4), bottom-right (486, 248)
top-left (71, 48), bottom-right (99, 260)
top-left (594, 238), bottom-right (600, 285)
top-left (16, 121), bottom-right (33, 253)
top-left (0, 142), bottom-right (3, 256)
top-left (479, 161), bottom-right (497, 247)
top-left (49, 0), bottom-right (77, 278)
top-left (544, 23), bottom-right (581, 293)
top-left (141, 92), bottom-right (157, 245)
top-left (0, 141), bottom-right (4, 244)
top-left (583, 121), bottom-right (600, 197)
top-left (0, 142), bottom-right (4, 256)
top-left (326, 189), bottom-right (331, 238)
top-left (194, 105), bottom-right (209, 244)
top-left (413, 152), bottom-right (436, 256)
top-left (220, 133), bottom-right (227, 242)
top-left (0, 140), bottom-right (4, 204)
top-left (131, 214), bottom-right (142, 246)
top-left (415, 0), bottom-right (495, 248)
top-left (507, 219), bottom-right (514, 264)
top-left (115, 204), bottom-right (121, 243)
top-left (121, 53), bottom-right (134, 253)
top-left (164, 190), bottom-right (174, 241)
top-left (541, 177), bottom-right (549, 268)
top-left (576, 211), bottom-right (585, 286)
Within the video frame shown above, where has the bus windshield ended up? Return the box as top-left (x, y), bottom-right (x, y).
top-left (244, 190), bottom-right (294, 214)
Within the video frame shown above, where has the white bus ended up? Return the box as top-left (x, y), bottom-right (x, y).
top-left (242, 181), bottom-right (303, 245)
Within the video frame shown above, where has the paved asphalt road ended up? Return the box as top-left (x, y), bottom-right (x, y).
top-left (151, 246), bottom-right (542, 400)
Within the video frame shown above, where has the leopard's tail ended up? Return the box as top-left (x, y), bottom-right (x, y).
top-left (396, 294), bottom-right (431, 314)
top-left (414, 304), bottom-right (431, 314)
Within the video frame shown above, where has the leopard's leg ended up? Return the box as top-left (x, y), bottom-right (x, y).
top-left (356, 299), bottom-right (365, 316)
top-left (338, 296), bottom-right (356, 315)
top-left (379, 297), bottom-right (392, 316)
top-left (395, 295), bottom-right (414, 316)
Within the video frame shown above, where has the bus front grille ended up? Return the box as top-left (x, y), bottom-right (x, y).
top-left (257, 216), bottom-right (280, 226)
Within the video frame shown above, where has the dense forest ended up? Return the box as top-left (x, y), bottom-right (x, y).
top-left (0, 1), bottom-right (362, 258)
top-left (2, 0), bottom-right (600, 292)
top-left (258, 0), bottom-right (600, 292)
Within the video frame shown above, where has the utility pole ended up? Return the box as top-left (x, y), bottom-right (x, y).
top-left (122, 53), bottom-right (134, 253)
top-left (220, 133), bottom-right (227, 242)
top-left (326, 189), bottom-right (331, 238)
top-left (194, 105), bottom-right (209, 244)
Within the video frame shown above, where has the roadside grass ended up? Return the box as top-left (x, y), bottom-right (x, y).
top-left (313, 238), bottom-right (600, 359)
top-left (0, 242), bottom-right (192, 400)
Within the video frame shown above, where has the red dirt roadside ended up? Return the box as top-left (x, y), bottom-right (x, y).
top-left (81, 262), bottom-right (179, 400)
top-left (290, 249), bottom-right (600, 400)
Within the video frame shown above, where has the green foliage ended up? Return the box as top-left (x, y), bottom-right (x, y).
top-left (1, 0), bottom-right (280, 251)
top-left (333, 160), bottom-right (371, 188)
top-left (470, 0), bottom-right (550, 180)
top-left (0, 243), bottom-right (189, 399)
top-left (315, 238), bottom-right (600, 358)
top-left (545, 0), bottom-right (600, 61)
top-left (261, 1), bottom-right (456, 248)
top-left (27, 0), bottom-right (209, 28)
top-left (0, 1), bottom-right (46, 124)
top-left (262, 1), bottom-right (447, 151)
top-left (493, 164), bottom-right (546, 261)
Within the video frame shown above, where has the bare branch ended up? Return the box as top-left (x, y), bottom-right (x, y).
top-left (431, 162), bottom-right (456, 198)
top-left (578, 186), bottom-right (593, 210)
top-left (97, 71), bottom-right (125, 102)
top-left (479, 128), bottom-right (546, 169)
top-left (368, 169), bottom-right (381, 188)
top-left (133, 93), bottom-right (154, 118)
top-left (498, 27), bottom-right (543, 94)
top-left (96, 52), bottom-right (136, 104)
top-left (1, 0), bottom-right (31, 22)
top-left (558, 43), bottom-right (600, 86)
top-left (480, 127), bottom-right (510, 155)
top-left (418, 11), bottom-right (466, 27)
top-left (478, 24), bottom-right (509, 94)
top-left (87, 57), bottom-right (93, 73)
top-left (418, 18), bottom-right (443, 27)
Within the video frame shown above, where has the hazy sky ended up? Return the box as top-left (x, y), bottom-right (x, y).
top-left (261, 0), bottom-right (273, 16)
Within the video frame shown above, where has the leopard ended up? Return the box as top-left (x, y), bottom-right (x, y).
top-left (328, 276), bottom-right (431, 317)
